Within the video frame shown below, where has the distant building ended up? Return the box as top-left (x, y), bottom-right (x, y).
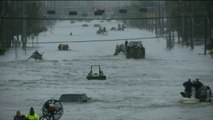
top-left (42, 1), bottom-right (132, 18)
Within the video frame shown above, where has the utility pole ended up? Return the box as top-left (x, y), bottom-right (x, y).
top-left (15, 36), bottom-right (17, 59)
top-left (22, 1), bottom-right (27, 54)
top-left (190, 0), bottom-right (194, 49)
top-left (155, 1), bottom-right (159, 38)
top-left (208, 1), bottom-right (212, 52)
top-left (204, 15), bottom-right (207, 55)
top-left (210, 7), bottom-right (213, 50)
top-left (181, 1), bottom-right (187, 46)
top-left (1, 1), bottom-right (6, 49)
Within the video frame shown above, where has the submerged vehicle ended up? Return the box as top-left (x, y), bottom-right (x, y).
top-left (59, 94), bottom-right (91, 103)
top-left (86, 65), bottom-right (106, 80)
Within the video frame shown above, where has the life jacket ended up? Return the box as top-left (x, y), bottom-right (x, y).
top-left (25, 113), bottom-right (39, 120)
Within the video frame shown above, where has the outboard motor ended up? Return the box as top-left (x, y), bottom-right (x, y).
top-left (199, 86), bottom-right (212, 102)
top-left (39, 99), bottom-right (63, 120)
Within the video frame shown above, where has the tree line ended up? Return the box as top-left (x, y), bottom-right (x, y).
top-left (119, 1), bottom-right (213, 51)
top-left (0, 1), bottom-right (53, 54)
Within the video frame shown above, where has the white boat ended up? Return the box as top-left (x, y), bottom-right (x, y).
top-left (180, 97), bottom-right (199, 104)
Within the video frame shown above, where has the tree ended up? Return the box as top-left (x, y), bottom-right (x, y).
top-left (0, 1), bottom-right (48, 53)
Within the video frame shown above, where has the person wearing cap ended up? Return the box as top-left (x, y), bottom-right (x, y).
top-left (25, 107), bottom-right (39, 120)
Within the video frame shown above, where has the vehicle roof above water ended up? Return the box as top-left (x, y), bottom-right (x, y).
top-left (59, 94), bottom-right (88, 102)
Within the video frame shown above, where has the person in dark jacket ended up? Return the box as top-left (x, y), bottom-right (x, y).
top-left (193, 78), bottom-right (203, 90)
top-left (14, 111), bottom-right (25, 120)
top-left (183, 79), bottom-right (193, 98)
top-left (193, 78), bottom-right (203, 99)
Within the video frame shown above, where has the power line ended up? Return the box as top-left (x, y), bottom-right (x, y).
top-left (9, 34), bottom-right (205, 45)
top-left (26, 36), bottom-right (160, 44)
top-left (0, 15), bottom-right (207, 21)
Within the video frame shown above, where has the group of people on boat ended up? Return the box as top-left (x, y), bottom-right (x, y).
top-left (58, 43), bottom-right (69, 50)
top-left (117, 23), bottom-right (125, 31)
top-left (97, 26), bottom-right (107, 34)
top-left (111, 24), bottom-right (126, 31)
top-left (181, 78), bottom-right (212, 102)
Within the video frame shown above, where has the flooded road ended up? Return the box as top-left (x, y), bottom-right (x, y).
top-left (0, 20), bottom-right (213, 120)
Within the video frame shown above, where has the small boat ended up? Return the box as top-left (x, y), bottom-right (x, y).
top-left (179, 96), bottom-right (200, 104)
top-left (29, 51), bottom-right (43, 60)
top-left (180, 86), bottom-right (212, 104)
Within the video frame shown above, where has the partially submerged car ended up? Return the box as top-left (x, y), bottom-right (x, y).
top-left (59, 94), bottom-right (91, 103)
top-left (86, 65), bottom-right (106, 80)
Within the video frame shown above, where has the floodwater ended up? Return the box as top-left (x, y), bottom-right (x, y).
top-left (0, 20), bottom-right (213, 120)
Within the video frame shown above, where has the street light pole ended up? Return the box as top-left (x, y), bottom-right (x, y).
top-left (190, 0), bottom-right (194, 49)
top-left (22, 1), bottom-right (27, 55)
top-left (204, 15), bottom-right (207, 55)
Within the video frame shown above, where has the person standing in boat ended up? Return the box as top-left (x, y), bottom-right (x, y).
top-left (183, 79), bottom-right (193, 98)
top-left (25, 107), bottom-right (39, 120)
top-left (193, 78), bottom-right (203, 99)
top-left (14, 111), bottom-right (25, 120)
